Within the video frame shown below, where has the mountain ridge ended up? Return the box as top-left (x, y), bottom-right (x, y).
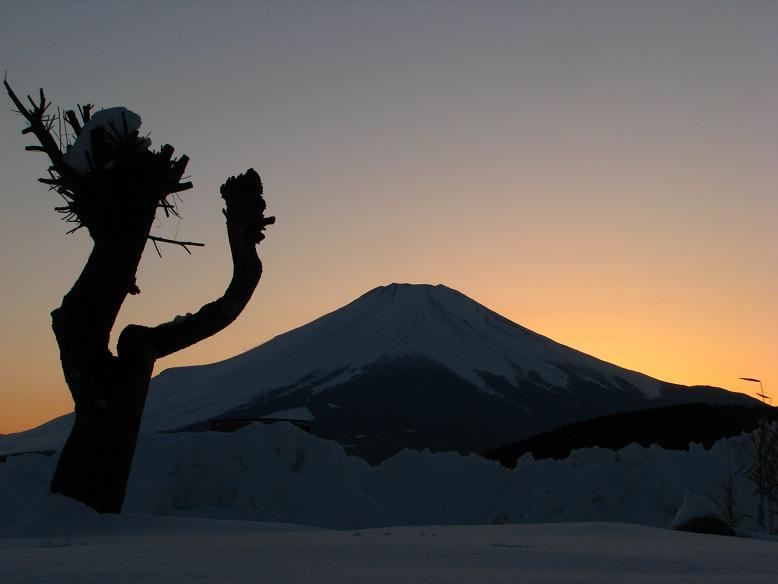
top-left (0, 283), bottom-right (756, 461)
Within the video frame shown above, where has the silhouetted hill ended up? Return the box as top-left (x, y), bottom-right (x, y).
top-left (484, 403), bottom-right (777, 468)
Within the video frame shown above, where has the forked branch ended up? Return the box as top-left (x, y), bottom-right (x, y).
top-left (5, 78), bottom-right (66, 171)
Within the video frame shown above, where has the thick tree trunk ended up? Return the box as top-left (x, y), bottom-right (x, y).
top-left (47, 169), bottom-right (270, 513)
top-left (50, 356), bottom-right (153, 512)
top-left (49, 208), bottom-right (156, 512)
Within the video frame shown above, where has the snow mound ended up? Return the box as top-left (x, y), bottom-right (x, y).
top-left (62, 107), bottom-right (148, 174)
top-left (0, 424), bottom-right (765, 534)
top-left (123, 424), bottom-right (393, 529)
top-left (669, 493), bottom-right (723, 530)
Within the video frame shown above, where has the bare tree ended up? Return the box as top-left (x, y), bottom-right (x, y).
top-left (749, 418), bottom-right (778, 532)
top-left (5, 81), bottom-right (274, 513)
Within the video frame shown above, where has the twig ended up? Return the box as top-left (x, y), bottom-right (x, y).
top-left (147, 235), bottom-right (205, 255)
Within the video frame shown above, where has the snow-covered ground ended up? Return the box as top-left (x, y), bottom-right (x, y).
top-left (2, 518), bottom-right (776, 583)
top-left (2, 423), bottom-right (776, 582)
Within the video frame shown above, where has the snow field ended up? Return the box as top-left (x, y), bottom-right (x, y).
top-left (1, 521), bottom-right (776, 583)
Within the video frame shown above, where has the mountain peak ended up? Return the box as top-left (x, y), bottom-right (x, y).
top-left (350, 283), bottom-right (481, 319)
top-left (361, 282), bottom-right (460, 300)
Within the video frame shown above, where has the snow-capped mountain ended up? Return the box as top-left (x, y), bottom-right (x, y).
top-left (0, 283), bottom-right (755, 461)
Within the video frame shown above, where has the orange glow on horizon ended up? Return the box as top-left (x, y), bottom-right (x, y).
top-left (1, 2), bottom-right (775, 435)
top-left (0, 278), bottom-right (771, 435)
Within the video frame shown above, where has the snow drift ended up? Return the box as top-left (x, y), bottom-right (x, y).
top-left (0, 422), bottom-right (765, 533)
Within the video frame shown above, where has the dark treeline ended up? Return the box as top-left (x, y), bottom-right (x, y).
top-left (485, 403), bottom-right (778, 468)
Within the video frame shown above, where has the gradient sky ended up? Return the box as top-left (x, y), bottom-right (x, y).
top-left (1, 1), bottom-right (775, 433)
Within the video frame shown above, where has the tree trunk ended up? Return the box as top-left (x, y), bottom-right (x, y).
top-left (51, 350), bottom-right (154, 513)
top-left (47, 169), bottom-right (270, 513)
top-left (49, 204), bottom-right (157, 512)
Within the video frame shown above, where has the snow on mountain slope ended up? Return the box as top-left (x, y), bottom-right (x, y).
top-left (141, 283), bottom-right (664, 432)
top-left (0, 283), bottom-right (754, 458)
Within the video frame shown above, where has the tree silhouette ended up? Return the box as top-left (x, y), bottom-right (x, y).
top-left (5, 81), bottom-right (274, 513)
